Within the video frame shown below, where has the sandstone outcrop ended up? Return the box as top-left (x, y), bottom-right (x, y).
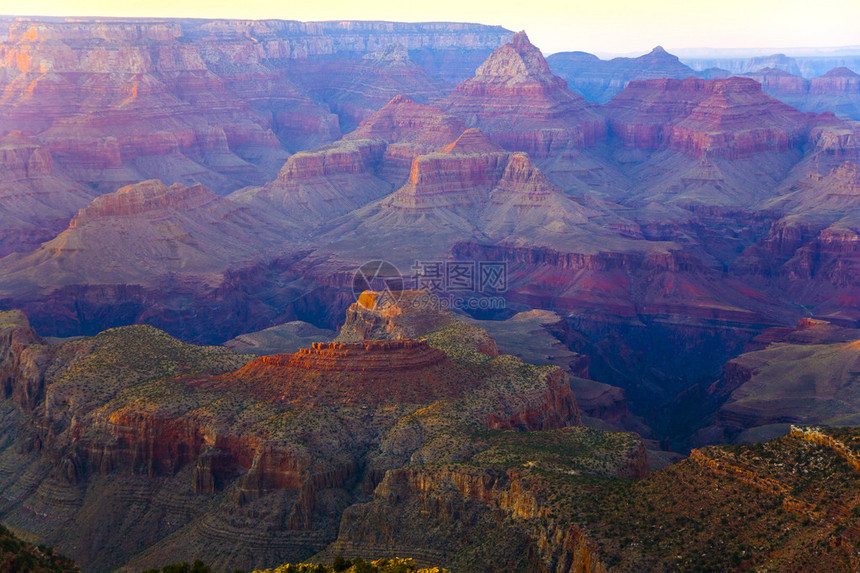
top-left (0, 132), bottom-right (96, 256)
top-left (228, 139), bottom-right (391, 224)
top-left (224, 340), bottom-right (465, 405)
top-left (0, 299), bottom-right (591, 571)
top-left (0, 179), bottom-right (290, 290)
top-left (0, 17), bottom-right (511, 262)
top-left (445, 32), bottom-right (605, 157)
top-left (605, 77), bottom-right (809, 158)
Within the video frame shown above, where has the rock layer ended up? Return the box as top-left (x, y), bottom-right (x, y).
top-left (445, 31), bottom-right (605, 157)
top-left (605, 77), bottom-right (810, 158)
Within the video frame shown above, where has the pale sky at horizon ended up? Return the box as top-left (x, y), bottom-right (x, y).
top-left (2, 0), bottom-right (859, 56)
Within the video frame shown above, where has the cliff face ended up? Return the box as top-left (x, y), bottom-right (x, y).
top-left (326, 425), bottom-right (860, 572)
top-left (605, 77), bottom-right (809, 158)
top-left (691, 320), bottom-right (860, 445)
top-left (743, 66), bottom-right (860, 120)
top-left (0, 132), bottom-right (96, 256)
top-left (0, 298), bottom-right (595, 572)
top-left (229, 139), bottom-right (391, 224)
top-left (445, 32), bottom-right (606, 157)
top-left (327, 465), bottom-right (611, 573)
top-left (0, 17), bottom-right (510, 258)
top-left (0, 179), bottom-right (291, 290)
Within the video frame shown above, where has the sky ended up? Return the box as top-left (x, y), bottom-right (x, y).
top-left (2, 0), bottom-right (859, 56)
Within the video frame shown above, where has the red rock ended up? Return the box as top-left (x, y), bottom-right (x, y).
top-left (743, 67), bottom-right (809, 97)
top-left (229, 139), bottom-right (390, 223)
top-left (440, 127), bottom-right (503, 154)
top-left (222, 339), bottom-right (468, 405)
top-left (385, 141), bottom-right (509, 210)
top-left (605, 77), bottom-right (810, 158)
top-left (0, 21), bottom-right (301, 193)
top-left (284, 44), bottom-right (446, 133)
top-left (0, 17), bottom-right (509, 202)
top-left (0, 179), bottom-right (289, 294)
top-left (346, 95), bottom-right (465, 146)
top-left (445, 31), bottom-right (606, 157)
top-left (811, 67), bottom-right (860, 93)
top-left (344, 95), bottom-right (466, 183)
top-left (0, 132), bottom-right (96, 256)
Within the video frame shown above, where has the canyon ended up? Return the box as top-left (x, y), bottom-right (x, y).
top-left (7, 293), bottom-right (859, 573)
top-left (1, 24), bottom-right (859, 443)
top-left (0, 295), bottom-right (591, 571)
top-left (1, 16), bottom-right (860, 572)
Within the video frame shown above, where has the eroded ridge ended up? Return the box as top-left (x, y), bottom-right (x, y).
top-left (251, 339), bottom-right (447, 372)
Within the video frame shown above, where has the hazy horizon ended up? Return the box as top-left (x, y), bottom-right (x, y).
top-left (2, 0), bottom-right (859, 56)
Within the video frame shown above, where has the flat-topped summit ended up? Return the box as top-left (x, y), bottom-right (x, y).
top-left (224, 335), bottom-right (469, 405)
top-left (250, 339), bottom-right (447, 372)
top-left (72, 179), bottom-right (217, 221)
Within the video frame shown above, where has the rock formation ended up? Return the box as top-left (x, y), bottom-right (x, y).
top-left (445, 31), bottom-right (605, 157)
top-left (0, 298), bottom-right (590, 572)
top-left (0, 132), bottom-right (96, 256)
top-left (228, 139), bottom-right (391, 224)
top-left (547, 45), bottom-right (697, 103)
top-left (691, 320), bottom-right (860, 445)
top-left (605, 77), bottom-right (809, 158)
top-left (0, 17), bottom-right (511, 262)
top-left (743, 66), bottom-right (860, 120)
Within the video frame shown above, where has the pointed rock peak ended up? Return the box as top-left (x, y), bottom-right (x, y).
top-left (441, 128), bottom-right (504, 154)
top-left (823, 66), bottom-right (860, 78)
top-left (641, 45), bottom-right (683, 63)
top-left (502, 152), bottom-right (555, 183)
top-left (474, 29), bottom-right (554, 82)
top-left (509, 30), bottom-right (532, 50)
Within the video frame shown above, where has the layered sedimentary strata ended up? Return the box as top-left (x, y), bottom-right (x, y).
top-left (0, 179), bottom-right (290, 289)
top-left (692, 321), bottom-right (860, 444)
top-left (0, 300), bottom-right (590, 571)
top-left (229, 139), bottom-right (391, 223)
top-left (225, 339), bottom-right (466, 405)
top-left (445, 31), bottom-right (606, 157)
top-left (744, 66), bottom-right (860, 120)
top-left (0, 132), bottom-right (96, 256)
top-left (0, 17), bottom-right (511, 262)
top-left (282, 44), bottom-right (447, 133)
top-left (605, 77), bottom-right (809, 158)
